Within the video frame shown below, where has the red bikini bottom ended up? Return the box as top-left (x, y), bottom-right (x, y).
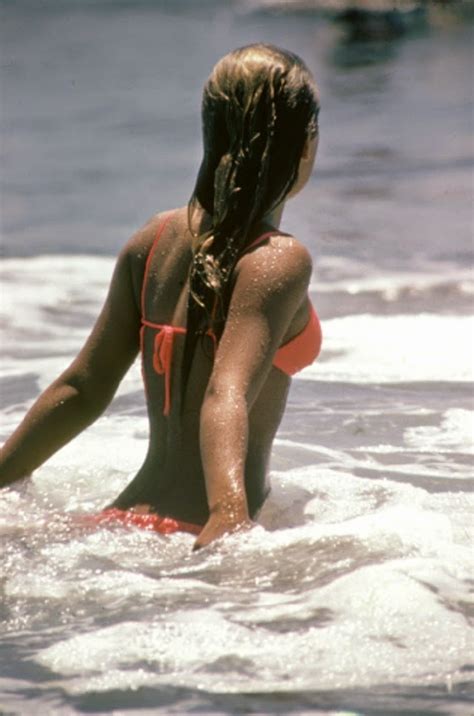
top-left (89, 508), bottom-right (202, 535)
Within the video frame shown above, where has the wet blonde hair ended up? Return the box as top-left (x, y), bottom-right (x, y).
top-left (182, 43), bottom-right (320, 391)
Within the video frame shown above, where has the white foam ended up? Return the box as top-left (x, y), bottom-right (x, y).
top-left (2, 462), bottom-right (472, 699)
top-left (302, 314), bottom-right (474, 382)
top-left (35, 569), bottom-right (471, 694)
top-left (405, 408), bottom-right (474, 454)
top-left (311, 263), bottom-right (474, 299)
top-left (0, 255), bottom-right (113, 331)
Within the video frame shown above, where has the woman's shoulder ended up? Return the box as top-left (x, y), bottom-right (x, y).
top-left (117, 207), bottom-right (184, 305)
top-left (122, 208), bottom-right (181, 262)
top-left (237, 231), bottom-right (313, 290)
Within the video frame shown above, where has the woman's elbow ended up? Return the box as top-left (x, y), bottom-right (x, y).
top-left (55, 374), bottom-right (115, 422)
top-left (204, 377), bottom-right (248, 408)
top-left (201, 379), bottom-right (249, 423)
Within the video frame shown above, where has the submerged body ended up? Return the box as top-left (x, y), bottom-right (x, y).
top-left (111, 207), bottom-right (321, 526)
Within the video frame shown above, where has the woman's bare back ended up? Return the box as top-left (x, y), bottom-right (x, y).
top-left (111, 207), bottom-right (295, 524)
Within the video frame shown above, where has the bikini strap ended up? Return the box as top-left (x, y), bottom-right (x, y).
top-left (140, 211), bottom-right (175, 319)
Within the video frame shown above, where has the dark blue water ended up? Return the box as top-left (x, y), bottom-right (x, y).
top-left (1, 1), bottom-right (472, 269)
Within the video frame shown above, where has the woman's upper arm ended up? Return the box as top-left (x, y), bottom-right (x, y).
top-left (58, 220), bottom-right (156, 406)
top-left (208, 239), bottom-right (313, 406)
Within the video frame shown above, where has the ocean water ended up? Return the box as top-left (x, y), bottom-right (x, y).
top-left (1, 2), bottom-right (473, 715)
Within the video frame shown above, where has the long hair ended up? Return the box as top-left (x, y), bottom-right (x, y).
top-left (181, 44), bottom-right (320, 394)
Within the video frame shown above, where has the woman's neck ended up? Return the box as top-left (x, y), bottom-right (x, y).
top-left (190, 199), bottom-right (286, 233)
top-left (263, 201), bottom-right (285, 229)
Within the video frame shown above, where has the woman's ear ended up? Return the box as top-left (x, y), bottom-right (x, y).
top-left (301, 132), bottom-right (319, 161)
top-left (287, 133), bottom-right (319, 199)
top-left (301, 136), bottom-right (312, 160)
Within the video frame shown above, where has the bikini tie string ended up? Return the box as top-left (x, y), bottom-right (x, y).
top-left (148, 323), bottom-right (213, 416)
top-left (153, 326), bottom-right (176, 416)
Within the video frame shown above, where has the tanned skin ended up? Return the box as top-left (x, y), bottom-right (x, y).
top-left (0, 137), bottom-right (317, 550)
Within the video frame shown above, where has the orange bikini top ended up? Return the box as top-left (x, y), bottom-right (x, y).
top-left (141, 213), bottom-right (322, 415)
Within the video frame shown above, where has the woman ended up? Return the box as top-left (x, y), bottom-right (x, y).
top-left (0, 44), bottom-right (322, 549)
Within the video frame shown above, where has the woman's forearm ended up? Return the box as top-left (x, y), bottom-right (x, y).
top-left (199, 386), bottom-right (250, 522)
top-left (0, 378), bottom-right (106, 487)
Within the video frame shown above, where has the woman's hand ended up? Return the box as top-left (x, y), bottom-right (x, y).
top-left (193, 506), bottom-right (254, 551)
